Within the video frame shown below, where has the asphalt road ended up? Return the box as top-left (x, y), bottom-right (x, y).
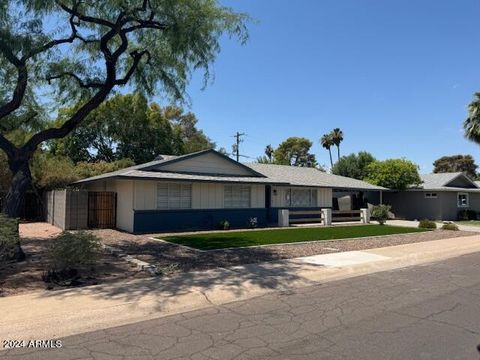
top-left (2, 252), bottom-right (480, 360)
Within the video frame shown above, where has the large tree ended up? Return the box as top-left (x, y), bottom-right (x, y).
top-left (330, 128), bottom-right (344, 160)
top-left (365, 159), bottom-right (421, 190)
top-left (49, 93), bottom-right (214, 164)
top-left (320, 133), bottom-right (334, 168)
top-left (273, 137), bottom-right (317, 167)
top-left (332, 151), bottom-right (376, 180)
top-left (432, 155), bottom-right (478, 179)
top-left (0, 0), bottom-right (248, 219)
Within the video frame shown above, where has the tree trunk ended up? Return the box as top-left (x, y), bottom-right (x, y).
top-left (328, 149), bottom-right (333, 169)
top-left (1, 156), bottom-right (31, 262)
top-left (337, 146), bottom-right (340, 161)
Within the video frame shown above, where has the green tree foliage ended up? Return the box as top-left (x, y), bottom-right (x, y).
top-left (432, 155), bottom-right (478, 179)
top-left (0, 0), bottom-right (248, 218)
top-left (365, 159), bottom-right (421, 190)
top-left (330, 128), bottom-right (344, 160)
top-left (0, 151), bottom-right (135, 191)
top-left (332, 151), bottom-right (376, 180)
top-left (273, 137), bottom-right (317, 167)
top-left (74, 159), bottom-right (135, 180)
top-left (320, 133), bottom-right (334, 168)
top-left (49, 93), bottom-right (214, 164)
top-left (464, 93), bottom-right (480, 145)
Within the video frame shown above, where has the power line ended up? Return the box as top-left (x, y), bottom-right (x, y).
top-left (232, 131), bottom-right (246, 162)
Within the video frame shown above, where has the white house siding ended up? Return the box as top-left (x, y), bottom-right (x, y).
top-left (271, 186), bottom-right (332, 208)
top-left (115, 180), bottom-right (134, 232)
top-left (156, 152), bottom-right (253, 176)
top-left (131, 180), bottom-right (265, 210)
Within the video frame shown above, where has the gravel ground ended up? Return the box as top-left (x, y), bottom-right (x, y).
top-left (0, 223), bottom-right (147, 297)
top-left (92, 228), bottom-right (477, 272)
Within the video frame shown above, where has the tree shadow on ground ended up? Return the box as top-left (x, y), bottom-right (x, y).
top-left (36, 242), bottom-right (321, 311)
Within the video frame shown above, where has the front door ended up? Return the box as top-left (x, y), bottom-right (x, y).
top-left (265, 185), bottom-right (271, 208)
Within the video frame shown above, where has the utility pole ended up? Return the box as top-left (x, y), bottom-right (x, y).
top-left (232, 132), bottom-right (246, 162)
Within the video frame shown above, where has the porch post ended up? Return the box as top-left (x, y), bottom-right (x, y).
top-left (379, 190), bottom-right (383, 205)
top-left (321, 208), bottom-right (332, 226)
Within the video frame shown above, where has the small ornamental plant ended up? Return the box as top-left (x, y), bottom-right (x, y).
top-left (441, 223), bottom-right (459, 231)
top-left (249, 217), bottom-right (258, 229)
top-left (371, 204), bottom-right (391, 225)
top-left (418, 219), bottom-right (437, 229)
top-left (218, 220), bottom-right (230, 230)
top-left (44, 231), bottom-right (102, 285)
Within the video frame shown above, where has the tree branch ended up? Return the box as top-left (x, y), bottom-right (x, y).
top-left (23, 14), bottom-right (80, 61)
top-left (124, 20), bottom-right (169, 33)
top-left (47, 72), bottom-right (104, 89)
top-left (0, 40), bottom-right (28, 120)
top-left (114, 50), bottom-right (150, 85)
top-left (56, 1), bottom-right (116, 29)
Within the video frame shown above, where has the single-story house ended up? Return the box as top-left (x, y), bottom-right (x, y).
top-left (383, 172), bottom-right (480, 221)
top-left (73, 149), bottom-right (385, 233)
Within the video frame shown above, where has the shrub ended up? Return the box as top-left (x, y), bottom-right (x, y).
top-left (441, 223), bottom-right (459, 231)
top-left (248, 217), bottom-right (258, 229)
top-left (218, 220), bottom-right (230, 230)
top-left (418, 219), bottom-right (437, 229)
top-left (371, 204), bottom-right (391, 225)
top-left (0, 213), bottom-right (19, 264)
top-left (457, 210), bottom-right (477, 221)
top-left (47, 231), bottom-right (102, 274)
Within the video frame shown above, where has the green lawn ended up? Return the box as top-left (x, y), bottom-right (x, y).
top-left (160, 225), bottom-right (428, 251)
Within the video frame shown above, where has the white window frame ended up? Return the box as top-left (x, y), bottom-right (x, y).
top-left (156, 182), bottom-right (192, 209)
top-left (457, 192), bottom-right (469, 208)
top-left (224, 185), bottom-right (251, 208)
top-left (424, 192), bottom-right (437, 199)
top-left (285, 188), bottom-right (318, 208)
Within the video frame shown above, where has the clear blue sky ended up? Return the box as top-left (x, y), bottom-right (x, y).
top-left (162, 0), bottom-right (480, 173)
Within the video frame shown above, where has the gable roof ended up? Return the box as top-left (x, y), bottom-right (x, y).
top-left (73, 149), bottom-right (385, 191)
top-left (74, 149), bottom-right (265, 185)
top-left (246, 163), bottom-right (386, 190)
top-left (413, 172), bottom-right (480, 191)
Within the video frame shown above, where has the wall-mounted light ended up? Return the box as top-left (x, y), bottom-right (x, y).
top-left (273, 189), bottom-right (277, 196)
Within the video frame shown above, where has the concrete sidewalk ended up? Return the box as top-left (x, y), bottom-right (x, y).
top-left (383, 219), bottom-right (480, 233)
top-left (1, 234), bottom-right (480, 342)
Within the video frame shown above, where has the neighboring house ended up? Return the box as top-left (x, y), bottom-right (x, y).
top-left (383, 172), bottom-right (480, 221)
top-left (74, 149), bottom-right (385, 233)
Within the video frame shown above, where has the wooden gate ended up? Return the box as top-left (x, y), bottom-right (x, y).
top-left (88, 192), bottom-right (116, 229)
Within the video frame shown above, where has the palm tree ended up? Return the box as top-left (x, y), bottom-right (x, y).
top-left (331, 128), bottom-right (344, 160)
top-left (320, 134), bottom-right (334, 168)
top-left (464, 93), bottom-right (480, 145)
top-left (265, 144), bottom-right (274, 161)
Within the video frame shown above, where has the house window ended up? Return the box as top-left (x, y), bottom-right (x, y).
top-left (424, 193), bottom-right (437, 199)
top-left (285, 188), bottom-right (318, 207)
top-left (224, 185), bottom-right (251, 208)
top-left (157, 183), bottom-right (192, 209)
top-left (457, 193), bottom-right (469, 207)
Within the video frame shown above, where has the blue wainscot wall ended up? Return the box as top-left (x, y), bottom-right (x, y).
top-left (133, 207), bottom-right (325, 233)
top-left (134, 208), bottom-right (269, 233)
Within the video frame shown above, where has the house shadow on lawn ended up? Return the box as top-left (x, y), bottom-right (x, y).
top-left (36, 243), bottom-right (319, 312)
